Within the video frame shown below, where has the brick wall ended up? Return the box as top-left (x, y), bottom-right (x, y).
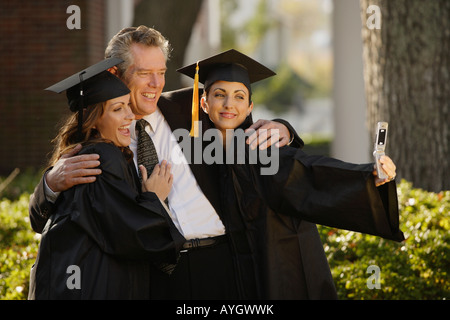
top-left (0, 0), bottom-right (105, 174)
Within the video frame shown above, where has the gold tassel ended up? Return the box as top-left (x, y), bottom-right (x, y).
top-left (190, 62), bottom-right (200, 137)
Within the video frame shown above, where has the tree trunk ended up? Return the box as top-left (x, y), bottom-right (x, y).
top-left (360, 0), bottom-right (450, 192)
top-left (133, 0), bottom-right (204, 91)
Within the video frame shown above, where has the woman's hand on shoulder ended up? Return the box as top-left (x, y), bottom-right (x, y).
top-left (140, 160), bottom-right (173, 201)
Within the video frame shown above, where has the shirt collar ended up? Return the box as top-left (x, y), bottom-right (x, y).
top-left (142, 107), bottom-right (162, 133)
top-left (130, 107), bottom-right (163, 140)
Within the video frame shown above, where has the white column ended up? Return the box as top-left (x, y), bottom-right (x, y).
top-left (332, 0), bottom-right (369, 163)
top-left (105, 0), bottom-right (134, 47)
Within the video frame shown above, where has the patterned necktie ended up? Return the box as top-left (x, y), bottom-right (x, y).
top-left (136, 119), bottom-right (175, 274)
top-left (136, 119), bottom-right (169, 207)
top-left (136, 119), bottom-right (159, 182)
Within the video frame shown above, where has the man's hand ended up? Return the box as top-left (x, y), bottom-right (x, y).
top-left (245, 119), bottom-right (292, 150)
top-left (46, 144), bottom-right (102, 193)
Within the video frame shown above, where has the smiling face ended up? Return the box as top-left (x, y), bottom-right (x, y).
top-left (95, 94), bottom-right (134, 147)
top-left (202, 80), bottom-right (253, 135)
top-left (122, 43), bottom-right (166, 118)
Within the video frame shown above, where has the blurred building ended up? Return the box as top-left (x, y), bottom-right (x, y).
top-left (0, 0), bottom-right (369, 177)
top-left (0, 0), bottom-right (133, 174)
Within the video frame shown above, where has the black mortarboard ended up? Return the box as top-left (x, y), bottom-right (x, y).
top-left (177, 49), bottom-right (276, 94)
top-left (46, 57), bottom-right (130, 111)
top-left (176, 49), bottom-right (276, 137)
top-left (45, 57), bottom-right (130, 139)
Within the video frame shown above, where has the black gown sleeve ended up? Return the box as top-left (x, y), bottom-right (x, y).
top-left (239, 146), bottom-right (404, 242)
top-left (29, 169), bottom-right (55, 233)
top-left (272, 118), bottom-right (304, 149)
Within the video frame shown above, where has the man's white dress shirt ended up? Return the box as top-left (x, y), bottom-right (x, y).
top-left (126, 108), bottom-right (226, 239)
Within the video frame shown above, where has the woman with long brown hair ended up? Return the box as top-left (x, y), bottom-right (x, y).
top-left (28, 59), bottom-right (184, 300)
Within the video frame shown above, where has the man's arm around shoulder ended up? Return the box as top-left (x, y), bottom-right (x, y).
top-left (29, 171), bottom-right (56, 233)
top-left (29, 144), bottom-right (102, 233)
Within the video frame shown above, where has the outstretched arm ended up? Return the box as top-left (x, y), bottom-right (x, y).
top-left (235, 147), bottom-right (404, 242)
top-left (272, 149), bottom-right (404, 241)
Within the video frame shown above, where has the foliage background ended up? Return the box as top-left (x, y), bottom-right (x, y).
top-left (319, 180), bottom-right (449, 299)
top-left (0, 170), bottom-right (448, 300)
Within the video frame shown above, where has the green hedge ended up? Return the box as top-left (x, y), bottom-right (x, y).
top-left (0, 193), bottom-right (40, 299)
top-left (318, 180), bottom-right (449, 299)
top-left (0, 179), bottom-right (448, 300)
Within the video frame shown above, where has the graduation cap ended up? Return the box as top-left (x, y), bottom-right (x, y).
top-left (177, 49), bottom-right (276, 137)
top-left (45, 57), bottom-right (130, 140)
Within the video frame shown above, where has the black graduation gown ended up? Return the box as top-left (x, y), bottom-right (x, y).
top-left (28, 142), bottom-right (185, 300)
top-left (156, 93), bottom-right (404, 300)
top-left (28, 87), bottom-right (302, 234)
top-left (221, 136), bottom-right (405, 300)
top-left (200, 115), bottom-right (404, 300)
top-left (26, 88), bottom-right (314, 300)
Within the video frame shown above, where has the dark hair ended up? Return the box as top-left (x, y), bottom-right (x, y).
top-left (48, 102), bottom-right (133, 167)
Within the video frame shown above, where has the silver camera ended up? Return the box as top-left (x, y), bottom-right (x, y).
top-left (373, 122), bottom-right (388, 179)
